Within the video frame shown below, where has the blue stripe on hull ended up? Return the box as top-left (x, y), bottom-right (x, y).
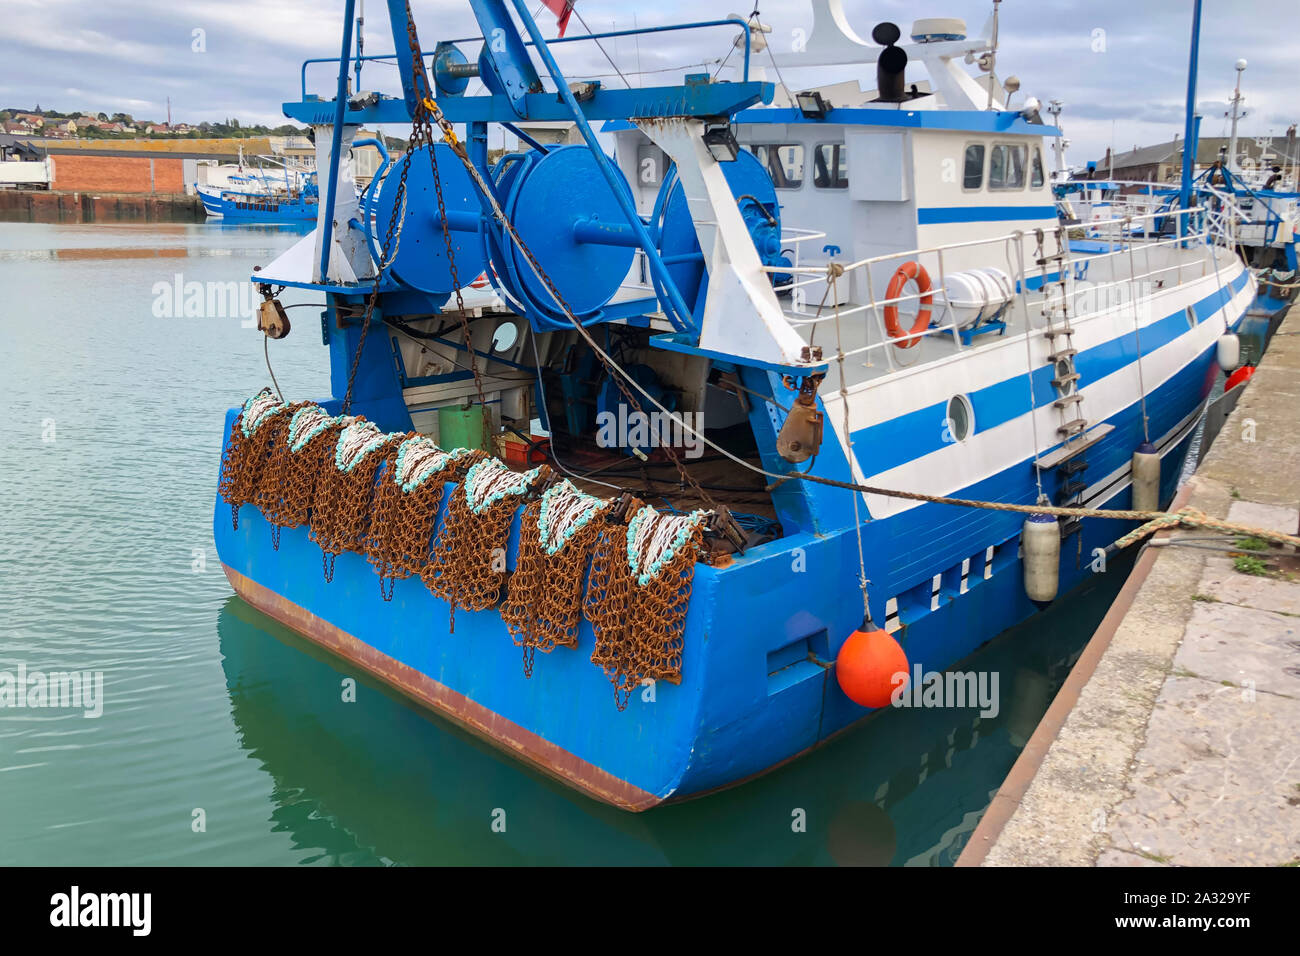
top-left (918, 205), bottom-right (1058, 224)
top-left (200, 195), bottom-right (318, 222)
top-left (853, 268), bottom-right (1247, 476)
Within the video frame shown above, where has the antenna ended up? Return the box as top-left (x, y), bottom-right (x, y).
top-left (986, 0), bottom-right (1001, 110)
top-left (1046, 100), bottom-right (1068, 177)
top-left (1227, 58), bottom-right (1246, 172)
top-left (355, 0), bottom-right (365, 90)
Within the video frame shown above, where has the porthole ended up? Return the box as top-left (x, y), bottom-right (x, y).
top-left (946, 394), bottom-right (974, 442)
top-left (492, 321), bottom-right (519, 353)
top-left (1185, 305), bottom-right (1197, 330)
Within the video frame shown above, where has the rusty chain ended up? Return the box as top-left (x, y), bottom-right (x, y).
top-left (403, 4), bottom-right (492, 443)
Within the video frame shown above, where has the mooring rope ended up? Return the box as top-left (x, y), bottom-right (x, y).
top-left (1123, 225), bottom-right (1152, 444)
top-left (1255, 273), bottom-right (1300, 290)
top-left (784, 480), bottom-right (1300, 551)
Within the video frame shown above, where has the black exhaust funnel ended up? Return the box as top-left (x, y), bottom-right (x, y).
top-left (872, 22), bottom-right (909, 103)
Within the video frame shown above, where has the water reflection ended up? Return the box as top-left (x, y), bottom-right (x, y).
top-left (218, 551), bottom-right (1133, 866)
top-left (205, 221), bottom-right (315, 238)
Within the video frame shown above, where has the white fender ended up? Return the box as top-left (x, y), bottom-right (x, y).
top-left (1022, 513), bottom-right (1061, 604)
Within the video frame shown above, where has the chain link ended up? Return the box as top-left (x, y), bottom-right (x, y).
top-left (401, 5), bottom-right (492, 445)
top-left (414, 85), bottom-right (721, 512)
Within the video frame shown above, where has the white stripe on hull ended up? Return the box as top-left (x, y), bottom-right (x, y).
top-left (821, 257), bottom-right (1251, 518)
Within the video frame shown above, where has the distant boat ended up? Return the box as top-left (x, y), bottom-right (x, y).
top-left (196, 178), bottom-right (318, 222)
top-left (195, 149), bottom-right (320, 222)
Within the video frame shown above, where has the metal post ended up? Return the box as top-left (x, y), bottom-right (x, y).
top-left (354, 0), bottom-right (366, 91)
top-left (385, 0), bottom-right (426, 120)
top-left (1046, 100), bottom-right (1067, 179)
top-left (319, 0), bottom-right (357, 283)
top-left (1178, 0), bottom-right (1203, 238)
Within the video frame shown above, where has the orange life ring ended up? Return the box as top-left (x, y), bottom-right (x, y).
top-left (884, 261), bottom-right (934, 349)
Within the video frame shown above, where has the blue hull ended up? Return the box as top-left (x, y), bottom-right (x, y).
top-left (199, 190), bottom-right (317, 223)
top-left (213, 332), bottom-right (1219, 809)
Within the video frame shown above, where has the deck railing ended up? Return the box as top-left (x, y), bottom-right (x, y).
top-left (760, 204), bottom-right (1229, 375)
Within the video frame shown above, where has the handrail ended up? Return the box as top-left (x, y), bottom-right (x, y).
top-left (757, 202), bottom-right (1232, 377)
top-left (300, 18), bottom-right (753, 100)
top-left (769, 205), bottom-right (1209, 280)
top-left (353, 136), bottom-right (391, 269)
top-left (775, 227), bottom-right (1216, 309)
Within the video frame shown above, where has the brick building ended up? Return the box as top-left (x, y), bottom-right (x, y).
top-left (50, 153), bottom-right (186, 192)
top-left (30, 138), bottom-right (272, 195)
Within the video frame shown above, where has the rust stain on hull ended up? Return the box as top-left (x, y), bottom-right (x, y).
top-left (222, 563), bottom-right (662, 812)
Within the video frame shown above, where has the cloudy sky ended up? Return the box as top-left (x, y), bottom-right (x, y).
top-left (3, 0), bottom-right (1297, 167)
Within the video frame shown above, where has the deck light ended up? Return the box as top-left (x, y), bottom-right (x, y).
top-left (702, 123), bottom-right (740, 163)
top-left (796, 90), bottom-right (830, 119)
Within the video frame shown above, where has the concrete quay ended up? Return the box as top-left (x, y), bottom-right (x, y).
top-left (960, 310), bottom-right (1300, 867)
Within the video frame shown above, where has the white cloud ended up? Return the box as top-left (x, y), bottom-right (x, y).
top-left (0, 0), bottom-right (1295, 164)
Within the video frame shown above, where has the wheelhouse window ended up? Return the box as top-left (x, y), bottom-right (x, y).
top-left (813, 143), bottom-right (849, 189)
top-left (963, 144), bottom-right (985, 190)
top-left (989, 144), bottom-right (1027, 190)
top-left (1031, 147), bottom-right (1045, 188)
top-left (752, 144), bottom-right (805, 189)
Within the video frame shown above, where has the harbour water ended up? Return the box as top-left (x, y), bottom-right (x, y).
top-left (1, 222), bottom-right (1135, 865)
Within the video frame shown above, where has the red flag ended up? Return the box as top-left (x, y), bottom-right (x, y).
top-left (541, 0), bottom-right (575, 38)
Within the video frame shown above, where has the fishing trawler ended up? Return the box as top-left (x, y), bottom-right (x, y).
top-left (1049, 66), bottom-right (1298, 328)
top-left (196, 154), bottom-right (321, 222)
top-left (197, 175), bottom-right (318, 222)
top-left (214, 0), bottom-right (1254, 810)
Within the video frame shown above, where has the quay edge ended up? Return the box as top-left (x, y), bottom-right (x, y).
top-left (960, 307), bottom-right (1300, 867)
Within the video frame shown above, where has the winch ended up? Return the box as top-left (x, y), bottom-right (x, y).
top-left (651, 149), bottom-right (792, 314)
top-left (365, 135), bottom-right (790, 331)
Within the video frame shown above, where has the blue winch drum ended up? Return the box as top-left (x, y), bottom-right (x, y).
top-left (653, 149), bottom-right (784, 315)
top-left (486, 144), bottom-right (638, 323)
top-left (373, 143), bottom-right (488, 296)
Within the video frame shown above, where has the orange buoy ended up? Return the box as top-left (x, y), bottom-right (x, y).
top-left (884, 261), bottom-right (934, 349)
top-left (835, 627), bottom-right (909, 708)
top-left (1225, 364), bottom-right (1256, 391)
